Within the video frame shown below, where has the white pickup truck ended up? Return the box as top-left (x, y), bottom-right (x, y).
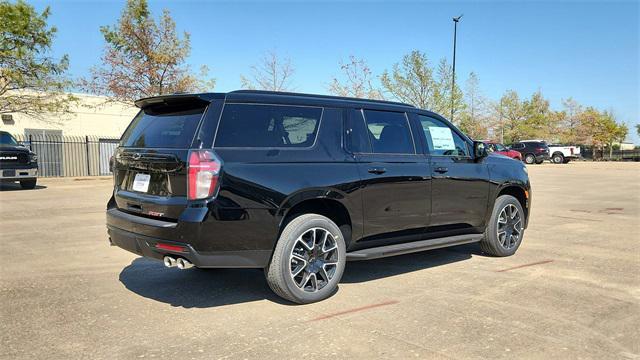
top-left (547, 144), bottom-right (581, 164)
top-left (521, 140), bottom-right (581, 164)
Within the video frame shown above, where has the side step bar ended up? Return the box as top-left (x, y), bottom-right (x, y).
top-left (346, 234), bottom-right (483, 261)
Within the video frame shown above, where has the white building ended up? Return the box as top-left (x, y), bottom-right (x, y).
top-left (0, 93), bottom-right (138, 138)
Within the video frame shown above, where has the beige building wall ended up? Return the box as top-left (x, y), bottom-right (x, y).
top-left (0, 93), bottom-right (139, 138)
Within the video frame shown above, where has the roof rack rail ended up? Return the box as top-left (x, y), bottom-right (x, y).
top-left (229, 90), bottom-right (415, 108)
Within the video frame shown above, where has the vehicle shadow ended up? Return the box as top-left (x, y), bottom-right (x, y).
top-left (342, 243), bottom-right (479, 283)
top-left (118, 243), bottom-right (479, 308)
top-left (0, 183), bottom-right (47, 191)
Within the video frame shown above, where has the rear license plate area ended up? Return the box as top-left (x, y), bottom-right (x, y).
top-left (3, 169), bottom-right (15, 177)
top-left (132, 173), bottom-right (151, 193)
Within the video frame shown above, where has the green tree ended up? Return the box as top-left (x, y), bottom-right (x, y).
top-left (587, 110), bottom-right (628, 159)
top-left (0, 0), bottom-right (76, 121)
top-left (434, 58), bottom-right (465, 122)
top-left (636, 124), bottom-right (640, 137)
top-left (328, 56), bottom-right (382, 99)
top-left (493, 90), bottom-right (525, 144)
top-left (519, 90), bottom-right (558, 141)
top-left (380, 50), bottom-right (439, 109)
top-left (558, 98), bottom-right (584, 144)
top-left (82, 0), bottom-right (214, 102)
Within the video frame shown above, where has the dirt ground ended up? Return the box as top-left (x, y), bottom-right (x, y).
top-left (1, 161), bottom-right (638, 359)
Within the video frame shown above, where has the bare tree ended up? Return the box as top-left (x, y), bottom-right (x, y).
top-left (328, 56), bottom-right (382, 99)
top-left (458, 72), bottom-right (488, 139)
top-left (240, 51), bottom-right (295, 91)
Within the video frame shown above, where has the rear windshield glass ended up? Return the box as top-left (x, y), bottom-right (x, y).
top-left (120, 104), bottom-right (206, 148)
top-left (215, 104), bottom-right (322, 148)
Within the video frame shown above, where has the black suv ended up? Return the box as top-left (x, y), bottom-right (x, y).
top-left (0, 131), bottom-right (38, 189)
top-left (509, 141), bottom-right (550, 164)
top-left (107, 91), bottom-right (531, 303)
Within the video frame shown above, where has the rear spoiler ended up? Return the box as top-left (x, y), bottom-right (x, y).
top-left (134, 93), bottom-right (225, 109)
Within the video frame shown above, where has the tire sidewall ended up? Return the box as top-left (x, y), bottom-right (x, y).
top-left (553, 154), bottom-right (564, 164)
top-left (20, 179), bottom-right (37, 189)
top-left (277, 215), bottom-right (346, 303)
top-left (524, 154), bottom-right (535, 164)
top-left (486, 195), bottom-right (525, 256)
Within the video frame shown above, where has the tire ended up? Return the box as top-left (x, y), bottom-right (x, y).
top-left (552, 153), bottom-right (564, 164)
top-left (265, 214), bottom-right (346, 304)
top-left (480, 195), bottom-right (525, 257)
top-left (20, 179), bottom-right (37, 189)
top-left (524, 154), bottom-right (535, 164)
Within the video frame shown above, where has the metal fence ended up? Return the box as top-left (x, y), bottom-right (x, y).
top-left (13, 134), bottom-right (120, 177)
top-left (581, 148), bottom-right (640, 162)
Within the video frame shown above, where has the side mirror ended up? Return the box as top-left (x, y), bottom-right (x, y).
top-left (473, 141), bottom-right (488, 159)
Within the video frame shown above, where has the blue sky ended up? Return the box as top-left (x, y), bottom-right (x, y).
top-left (32, 0), bottom-right (639, 143)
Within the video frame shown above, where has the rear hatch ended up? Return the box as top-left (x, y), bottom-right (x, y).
top-left (112, 98), bottom-right (211, 221)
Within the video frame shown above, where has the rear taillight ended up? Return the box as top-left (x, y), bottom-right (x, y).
top-left (187, 150), bottom-right (222, 200)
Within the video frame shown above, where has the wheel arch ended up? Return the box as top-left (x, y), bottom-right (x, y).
top-left (277, 190), bottom-right (355, 248)
top-left (495, 184), bottom-right (529, 226)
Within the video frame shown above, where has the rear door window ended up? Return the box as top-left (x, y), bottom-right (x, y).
top-left (120, 104), bottom-right (206, 148)
top-left (362, 110), bottom-right (414, 154)
top-left (345, 109), bottom-right (372, 153)
top-left (215, 104), bottom-right (322, 148)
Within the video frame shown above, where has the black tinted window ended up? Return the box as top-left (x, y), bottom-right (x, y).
top-left (215, 104), bottom-right (322, 148)
top-left (120, 105), bottom-right (205, 148)
top-left (345, 109), bottom-right (371, 153)
top-left (0, 132), bottom-right (19, 146)
top-left (362, 110), bottom-right (414, 154)
top-left (418, 115), bottom-right (469, 156)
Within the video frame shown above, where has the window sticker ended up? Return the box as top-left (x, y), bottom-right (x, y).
top-left (428, 126), bottom-right (456, 150)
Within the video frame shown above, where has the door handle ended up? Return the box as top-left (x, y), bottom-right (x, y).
top-left (434, 167), bottom-right (449, 173)
top-left (367, 167), bottom-right (387, 175)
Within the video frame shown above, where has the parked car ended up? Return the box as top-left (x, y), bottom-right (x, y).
top-left (509, 140), bottom-right (550, 164)
top-left (547, 143), bottom-right (581, 164)
top-left (0, 131), bottom-right (38, 189)
top-left (106, 91), bottom-right (532, 304)
top-left (482, 140), bottom-right (522, 161)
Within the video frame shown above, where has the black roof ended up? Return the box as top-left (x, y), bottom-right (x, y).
top-left (228, 90), bottom-right (414, 108)
top-left (135, 90), bottom-right (415, 110)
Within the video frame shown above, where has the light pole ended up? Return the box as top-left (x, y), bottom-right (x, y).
top-left (451, 15), bottom-right (463, 122)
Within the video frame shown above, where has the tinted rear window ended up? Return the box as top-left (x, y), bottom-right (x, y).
top-left (120, 104), bottom-right (206, 148)
top-left (215, 104), bottom-right (322, 148)
top-left (363, 110), bottom-right (414, 154)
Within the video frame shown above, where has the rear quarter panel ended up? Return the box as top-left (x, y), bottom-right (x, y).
top-left (206, 108), bottom-right (363, 252)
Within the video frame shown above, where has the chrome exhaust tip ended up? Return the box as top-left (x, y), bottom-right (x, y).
top-left (163, 256), bottom-right (177, 268)
top-left (176, 257), bottom-right (193, 270)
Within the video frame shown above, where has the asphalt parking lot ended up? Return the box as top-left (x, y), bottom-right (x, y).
top-left (1, 162), bottom-right (638, 359)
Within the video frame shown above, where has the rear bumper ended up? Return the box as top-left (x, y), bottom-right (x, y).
top-left (106, 208), bottom-right (271, 268)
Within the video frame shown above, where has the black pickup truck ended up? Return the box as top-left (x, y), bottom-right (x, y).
top-left (0, 131), bottom-right (38, 189)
